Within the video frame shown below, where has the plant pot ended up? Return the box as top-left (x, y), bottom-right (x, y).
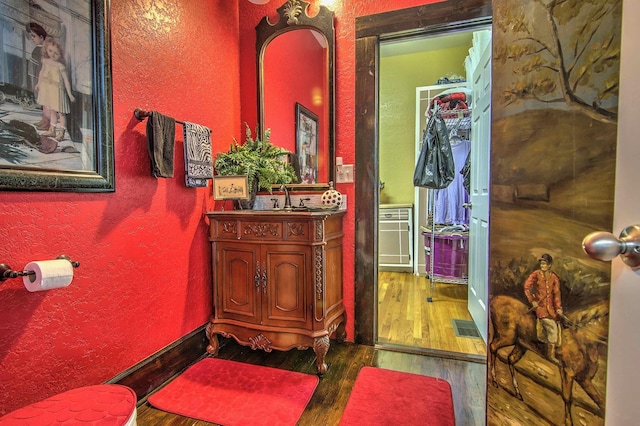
top-left (234, 179), bottom-right (258, 210)
top-left (234, 197), bottom-right (255, 210)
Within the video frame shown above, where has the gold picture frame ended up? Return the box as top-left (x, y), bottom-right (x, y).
top-left (213, 175), bottom-right (249, 201)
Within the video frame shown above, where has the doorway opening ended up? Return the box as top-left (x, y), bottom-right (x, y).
top-left (376, 29), bottom-right (490, 359)
top-left (353, 0), bottom-right (493, 360)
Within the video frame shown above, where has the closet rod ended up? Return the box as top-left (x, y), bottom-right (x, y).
top-left (134, 109), bottom-right (211, 133)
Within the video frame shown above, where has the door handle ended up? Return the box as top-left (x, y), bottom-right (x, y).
top-left (582, 225), bottom-right (640, 269)
top-left (254, 262), bottom-right (261, 292)
top-left (261, 262), bottom-right (267, 295)
top-left (462, 203), bottom-right (472, 209)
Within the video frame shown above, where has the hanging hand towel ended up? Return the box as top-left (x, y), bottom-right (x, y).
top-left (146, 111), bottom-right (176, 178)
top-left (183, 122), bottom-right (213, 188)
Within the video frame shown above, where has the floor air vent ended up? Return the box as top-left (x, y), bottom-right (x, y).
top-left (452, 319), bottom-right (481, 338)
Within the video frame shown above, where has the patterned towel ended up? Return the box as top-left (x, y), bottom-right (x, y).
top-left (183, 122), bottom-right (213, 187)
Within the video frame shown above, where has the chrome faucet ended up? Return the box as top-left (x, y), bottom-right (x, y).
top-left (280, 184), bottom-right (292, 210)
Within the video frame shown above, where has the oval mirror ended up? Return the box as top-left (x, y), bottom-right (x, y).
top-left (257, 0), bottom-right (335, 189)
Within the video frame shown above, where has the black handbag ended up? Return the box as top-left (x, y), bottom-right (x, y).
top-left (413, 113), bottom-right (455, 189)
top-left (461, 150), bottom-right (471, 194)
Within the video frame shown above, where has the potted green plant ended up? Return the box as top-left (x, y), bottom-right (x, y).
top-left (214, 124), bottom-right (297, 208)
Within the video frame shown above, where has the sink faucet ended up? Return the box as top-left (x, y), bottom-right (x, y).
top-left (280, 184), bottom-right (292, 210)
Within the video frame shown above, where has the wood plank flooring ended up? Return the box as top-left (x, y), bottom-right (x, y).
top-left (377, 271), bottom-right (487, 357)
top-left (136, 338), bottom-right (487, 426)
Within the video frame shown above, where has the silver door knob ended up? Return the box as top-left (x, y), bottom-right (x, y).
top-left (582, 225), bottom-right (640, 269)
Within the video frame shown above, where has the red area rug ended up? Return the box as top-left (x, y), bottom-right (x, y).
top-left (147, 358), bottom-right (318, 426)
top-left (339, 367), bottom-right (455, 426)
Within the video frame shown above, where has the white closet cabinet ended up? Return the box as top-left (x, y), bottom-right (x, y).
top-left (378, 204), bottom-right (413, 271)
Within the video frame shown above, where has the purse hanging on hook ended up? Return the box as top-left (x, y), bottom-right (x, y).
top-left (413, 109), bottom-right (455, 189)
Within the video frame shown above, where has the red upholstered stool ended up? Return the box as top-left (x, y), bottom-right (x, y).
top-left (0, 384), bottom-right (137, 425)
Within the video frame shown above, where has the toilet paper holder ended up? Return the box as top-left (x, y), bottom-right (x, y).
top-left (0, 255), bottom-right (80, 282)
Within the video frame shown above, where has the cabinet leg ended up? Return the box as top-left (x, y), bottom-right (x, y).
top-left (313, 335), bottom-right (330, 375)
top-left (205, 323), bottom-right (219, 355)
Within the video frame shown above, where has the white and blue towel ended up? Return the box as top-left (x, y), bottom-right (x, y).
top-left (183, 122), bottom-right (212, 188)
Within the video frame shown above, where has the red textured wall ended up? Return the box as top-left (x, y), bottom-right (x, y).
top-left (239, 0), bottom-right (440, 341)
top-left (0, 0), bottom-right (440, 415)
top-left (0, 1), bottom-right (239, 415)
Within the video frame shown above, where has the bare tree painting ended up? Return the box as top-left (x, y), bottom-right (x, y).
top-left (493, 0), bottom-right (621, 123)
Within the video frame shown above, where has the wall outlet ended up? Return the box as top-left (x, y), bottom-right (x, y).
top-left (337, 164), bottom-right (354, 183)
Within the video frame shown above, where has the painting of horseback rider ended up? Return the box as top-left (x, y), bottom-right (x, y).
top-left (523, 253), bottom-right (563, 364)
top-left (486, 0), bottom-right (621, 424)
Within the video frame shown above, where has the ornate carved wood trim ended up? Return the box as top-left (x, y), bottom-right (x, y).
top-left (221, 221), bottom-right (237, 235)
top-left (315, 220), bottom-right (324, 241)
top-left (315, 245), bottom-right (324, 302)
top-left (243, 222), bottom-right (280, 237)
top-left (287, 222), bottom-right (306, 236)
top-left (249, 333), bottom-right (273, 352)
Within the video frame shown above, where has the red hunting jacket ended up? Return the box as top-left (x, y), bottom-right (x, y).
top-left (524, 270), bottom-right (562, 320)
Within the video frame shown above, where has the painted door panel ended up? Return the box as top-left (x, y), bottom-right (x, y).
top-left (605, 0), bottom-right (640, 422)
top-left (487, 1), bottom-right (621, 424)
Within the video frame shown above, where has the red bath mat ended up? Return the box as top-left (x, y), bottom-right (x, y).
top-left (339, 367), bottom-right (455, 426)
top-left (147, 357), bottom-right (318, 426)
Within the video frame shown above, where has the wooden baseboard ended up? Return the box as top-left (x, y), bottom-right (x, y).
top-left (106, 324), bottom-right (208, 402)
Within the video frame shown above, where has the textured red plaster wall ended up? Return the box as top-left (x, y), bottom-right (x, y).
top-left (0, 1), bottom-right (240, 415)
top-left (239, 0), bottom-right (439, 341)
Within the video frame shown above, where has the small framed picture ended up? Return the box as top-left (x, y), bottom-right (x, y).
top-left (295, 103), bottom-right (319, 184)
top-left (213, 175), bottom-right (249, 201)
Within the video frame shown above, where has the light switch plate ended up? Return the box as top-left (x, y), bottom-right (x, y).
top-left (337, 164), bottom-right (354, 183)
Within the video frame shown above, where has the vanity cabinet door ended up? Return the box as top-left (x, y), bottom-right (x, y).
top-left (215, 242), bottom-right (261, 324)
top-left (261, 245), bottom-right (312, 329)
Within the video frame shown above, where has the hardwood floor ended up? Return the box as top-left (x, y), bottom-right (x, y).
top-left (377, 271), bottom-right (487, 357)
top-left (136, 338), bottom-right (487, 426)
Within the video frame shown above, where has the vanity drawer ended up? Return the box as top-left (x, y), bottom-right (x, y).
top-left (240, 220), bottom-right (283, 241)
top-left (211, 219), bottom-right (282, 240)
top-left (212, 219), bottom-right (312, 242)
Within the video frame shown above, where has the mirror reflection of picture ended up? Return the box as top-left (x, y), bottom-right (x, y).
top-left (295, 103), bottom-right (318, 184)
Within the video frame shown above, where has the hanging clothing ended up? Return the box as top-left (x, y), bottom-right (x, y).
top-left (461, 150), bottom-right (471, 195)
top-left (433, 139), bottom-right (471, 225)
top-left (413, 109), bottom-right (456, 189)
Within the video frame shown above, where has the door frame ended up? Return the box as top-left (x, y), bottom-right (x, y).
top-left (354, 0), bottom-right (493, 346)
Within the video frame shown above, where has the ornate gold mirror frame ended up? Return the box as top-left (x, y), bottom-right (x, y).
top-left (256, 0), bottom-right (335, 190)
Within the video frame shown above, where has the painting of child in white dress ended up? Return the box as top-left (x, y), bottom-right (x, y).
top-left (0, 1), bottom-right (95, 172)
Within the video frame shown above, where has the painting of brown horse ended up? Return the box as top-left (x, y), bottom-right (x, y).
top-left (489, 295), bottom-right (608, 426)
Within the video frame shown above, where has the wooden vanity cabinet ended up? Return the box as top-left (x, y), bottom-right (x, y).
top-left (205, 211), bottom-right (346, 374)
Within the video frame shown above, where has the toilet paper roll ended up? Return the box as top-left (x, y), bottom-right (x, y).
top-left (22, 260), bottom-right (74, 292)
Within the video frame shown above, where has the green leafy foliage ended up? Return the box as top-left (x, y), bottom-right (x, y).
top-left (214, 124), bottom-right (297, 194)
